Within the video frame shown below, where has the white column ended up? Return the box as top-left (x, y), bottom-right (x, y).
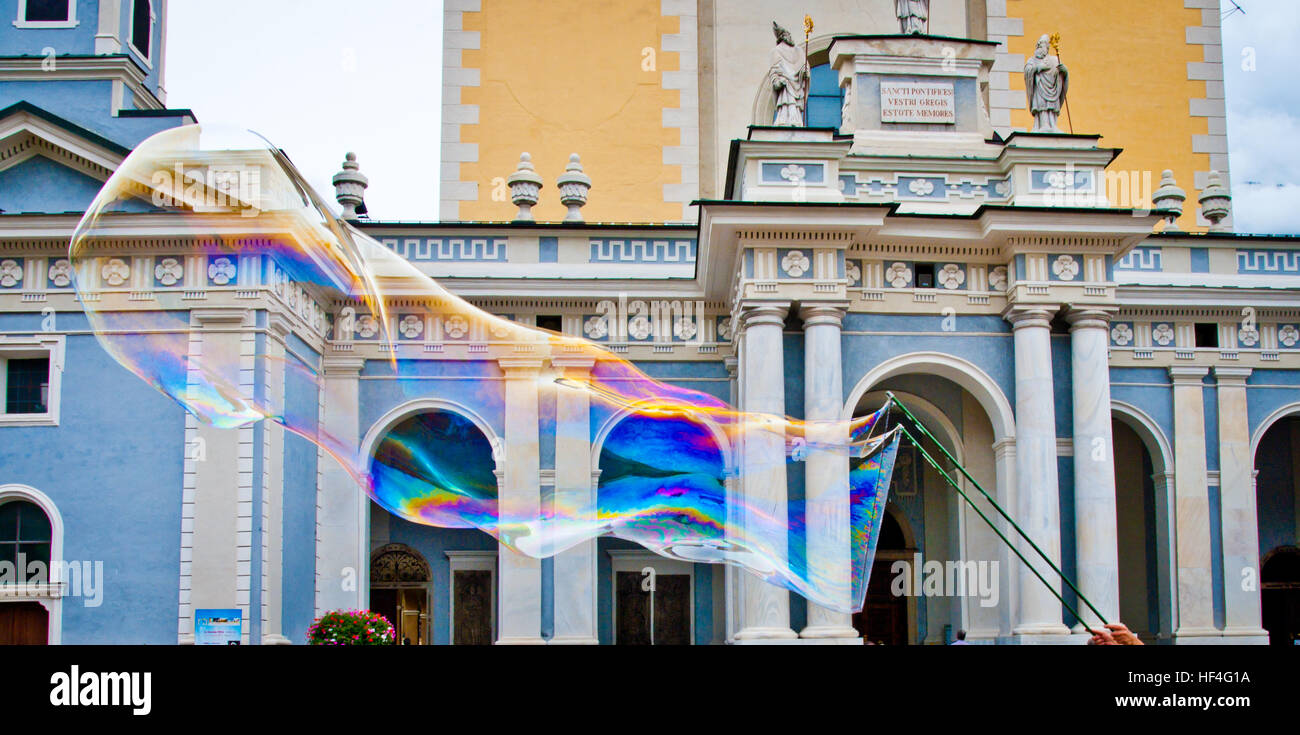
top-left (497, 358), bottom-right (545, 644)
top-left (315, 356), bottom-right (366, 616)
top-left (181, 308), bottom-right (253, 643)
top-left (260, 315), bottom-right (291, 644)
top-left (798, 304), bottom-right (858, 639)
top-left (733, 303), bottom-right (798, 641)
top-left (1213, 366), bottom-right (1267, 641)
top-left (1168, 366), bottom-right (1216, 640)
top-left (992, 439), bottom-right (1018, 637)
top-left (549, 357), bottom-right (599, 644)
top-left (1066, 308), bottom-right (1120, 630)
top-left (1006, 308), bottom-right (1069, 637)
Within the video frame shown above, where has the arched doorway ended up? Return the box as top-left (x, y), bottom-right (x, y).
top-left (853, 507), bottom-right (913, 645)
top-left (369, 544), bottom-right (431, 645)
top-left (1253, 411), bottom-right (1300, 646)
top-left (365, 406), bottom-right (501, 645)
top-left (594, 410), bottom-right (727, 645)
top-left (0, 497), bottom-right (53, 645)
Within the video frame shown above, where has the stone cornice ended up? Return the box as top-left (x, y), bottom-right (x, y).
top-left (1168, 365), bottom-right (1210, 385)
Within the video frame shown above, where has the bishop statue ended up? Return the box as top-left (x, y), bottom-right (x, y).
top-left (1024, 34), bottom-right (1069, 133)
top-left (768, 21), bottom-right (810, 126)
top-left (896, 0), bottom-right (929, 35)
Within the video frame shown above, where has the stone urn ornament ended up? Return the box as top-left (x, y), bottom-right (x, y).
top-left (557, 153), bottom-right (592, 223)
top-left (1198, 170), bottom-right (1232, 231)
top-left (507, 152), bottom-right (544, 222)
top-left (1151, 169), bottom-right (1186, 231)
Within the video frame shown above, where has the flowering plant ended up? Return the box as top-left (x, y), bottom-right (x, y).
top-left (306, 609), bottom-right (396, 645)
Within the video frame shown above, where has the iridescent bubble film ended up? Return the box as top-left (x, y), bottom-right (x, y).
top-left (70, 125), bottom-right (901, 613)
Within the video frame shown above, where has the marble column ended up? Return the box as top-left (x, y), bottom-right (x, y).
top-left (497, 358), bottom-right (545, 644)
top-left (549, 356), bottom-right (599, 644)
top-left (1066, 308), bottom-right (1120, 630)
top-left (798, 304), bottom-right (858, 639)
top-left (1213, 366), bottom-right (1267, 641)
top-left (315, 355), bottom-right (367, 616)
top-left (1168, 366), bottom-right (1216, 640)
top-left (733, 303), bottom-right (798, 641)
top-left (1006, 308), bottom-right (1069, 637)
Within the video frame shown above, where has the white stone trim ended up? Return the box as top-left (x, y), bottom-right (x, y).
top-left (984, 0), bottom-right (1025, 138)
top-left (0, 484), bottom-right (64, 644)
top-left (661, 0), bottom-right (699, 223)
top-left (440, 0), bottom-right (482, 221)
top-left (0, 333), bottom-right (64, 427)
top-left (1184, 0), bottom-right (1232, 229)
top-left (14, 0), bottom-right (78, 28)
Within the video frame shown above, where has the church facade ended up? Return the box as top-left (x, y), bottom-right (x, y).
top-left (2, 0), bottom-right (1299, 646)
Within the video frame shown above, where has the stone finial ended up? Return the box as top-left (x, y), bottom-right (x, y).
top-left (331, 152), bottom-right (368, 218)
top-left (1151, 169), bottom-right (1187, 231)
top-left (557, 153), bottom-right (592, 223)
top-left (1198, 170), bottom-right (1232, 232)
top-left (507, 152), bottom-right (544, 221)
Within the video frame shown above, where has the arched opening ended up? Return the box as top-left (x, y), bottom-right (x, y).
top-left (851, 379), bottom-right (999, 644)
top-left (1110, 402), bottom-right (1176, 643)
top-left (365, 407), bottom-right (500, 645)
top-left (1110, 418), bottom-right (1161, 642)
top-left (1253, 412), bottom-right (1300, 646)
top-left (0, 489), bottom-right (59, 645)
top-left (594, 410), bottom-right (726, 645)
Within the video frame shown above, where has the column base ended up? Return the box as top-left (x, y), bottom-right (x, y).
top-left (732, 626), bottom-right (799, 642)
top-left (547, 635), bottom-right (600, 645)
top-left (1173, 627), bottom-right (1270, 645)
top-left (177, 634), bottom-right (195, 646)
top-left (1010, 622), bottom-right (1072, 644)
top-left (261, 633), bottom-right (293, 646)
top-left (495, 636), bottom-right (548, 645)
top-left (799, 624), bottom-right (861, 640)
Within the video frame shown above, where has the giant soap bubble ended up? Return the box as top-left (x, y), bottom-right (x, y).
top-left (70, 125), bottom-right (900, 613)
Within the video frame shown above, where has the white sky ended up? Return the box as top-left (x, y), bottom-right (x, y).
top-left (165, 0), bottom-right (444, 221)
top-left (165, 1), bottom-right (1298, 233)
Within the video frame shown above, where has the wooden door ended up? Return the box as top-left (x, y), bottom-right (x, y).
top-left (453, 569), bottom-right (493, 645)
top-left (0, 601), bottom-right (48, 645)
top-left (852, 559), bottom-right (908, 645)
top-left (615, 571), bottom-right (691, 645)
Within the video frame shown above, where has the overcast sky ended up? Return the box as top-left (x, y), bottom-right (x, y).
top-left (167, 1), bottom-right (1297, 233)
top-left (166, 1), bottom-right (444, 221)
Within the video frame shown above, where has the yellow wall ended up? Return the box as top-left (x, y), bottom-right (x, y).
top-left (459, 0), bottom-right (683, 223)
top-left (1007, 1), bottom-right (1210, 230)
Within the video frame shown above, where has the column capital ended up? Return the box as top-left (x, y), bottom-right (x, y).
top-left (1064, 306), bottom-right (1118, 332)
top-left (1003, 306), bottom-right (1057, 330)
top-left (498, 357), bottom-right (544, 377)
top-left (724, 356), bottom-right (738, 377)
top-left (1168, 365), bottom-right (1210, 385)
top-left (321, 356), bottom-right (366, 375)
top-left (191, 307), bottom-right (250, 326)
top-left (992, 437), bottom-right (1016, 461)
top-left (1212, 366), bottom-right (1252, 384)
top-left (550, 355), bottom-right (596, 375)
top-left (734, 302), bottom-right (790, 331)
top-left (798, 303), bottom-right (848, 328)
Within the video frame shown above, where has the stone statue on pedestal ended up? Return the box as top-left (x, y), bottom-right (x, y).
top-left (896, 0), bottom-right (929, 35)
top-left (768, 21), bottom-right (809, 126)
top-left (1024, 34), bottom-right (1069, 133)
